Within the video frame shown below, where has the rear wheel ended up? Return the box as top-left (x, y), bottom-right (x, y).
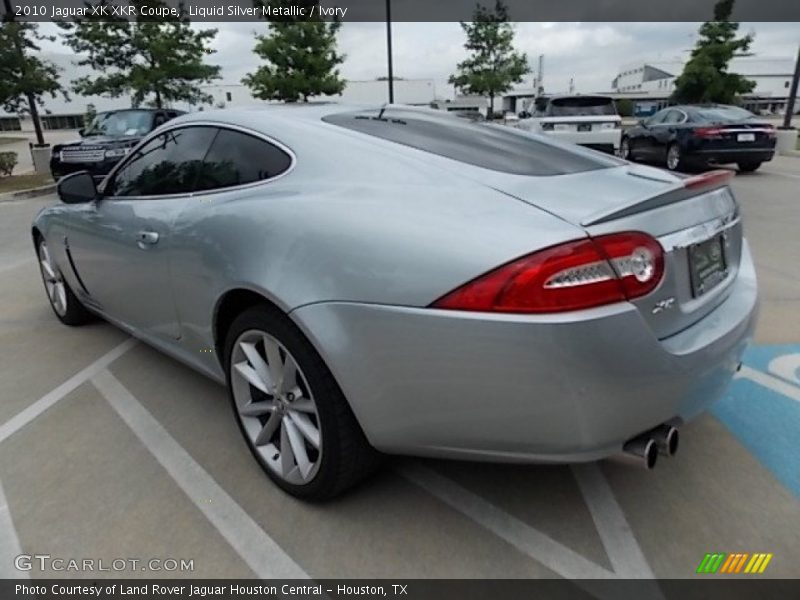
top-left (36, 238), bottom-right (93, 326)
top-left (737, 161), bottom-right (762, 173)
top-left (666, 143), bottom-right (684, 171)
top-left (224, 305), bottom-right (380, 500)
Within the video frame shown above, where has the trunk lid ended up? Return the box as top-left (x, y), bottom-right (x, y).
top-left (477, 164), bottom-right (742, 339)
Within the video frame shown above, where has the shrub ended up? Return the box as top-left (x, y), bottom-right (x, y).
top-left (0, 152), bottom-right (18, 177)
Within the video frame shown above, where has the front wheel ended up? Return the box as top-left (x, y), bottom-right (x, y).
top-left (666, 143), bottom-right (684, 171)
top-left (36, 238), bottom-right (94, 326)
top-left (224, 305), bottom-right (380, 500)
top-left (620, 137), bottom-right (634, 161)
top-left (737, 161), bottom-right (762, 173)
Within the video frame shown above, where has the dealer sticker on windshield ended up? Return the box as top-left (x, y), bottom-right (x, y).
top-left (688, 234), bottom-right (728, 297)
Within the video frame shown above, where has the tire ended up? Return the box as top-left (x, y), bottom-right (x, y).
top-left (737, 161), bottom-right (762, 173)
top-left (666, 143), bottom-right (684, 171)
top-left (224, 304), bottom-right (380, 500)
top-left (36, 237), bottom-right (94, 326)
top-left (620, 137), bottom-right (634, 161)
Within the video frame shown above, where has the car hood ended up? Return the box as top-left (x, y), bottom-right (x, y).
top-left (58, 135), bottom-right (142, 148)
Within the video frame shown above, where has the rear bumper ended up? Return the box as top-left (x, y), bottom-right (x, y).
top-left (292, 241), bottom-right (758, 463)
top-left (689, 146), bottom-right (775, 165)
top-left (543, 129), bottom-right (621, 152)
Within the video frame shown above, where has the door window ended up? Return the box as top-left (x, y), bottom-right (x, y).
top-left (663, 110), bottom-right (685, 124)
top-left (105, 126), bottom-right (217, 197)
top-left (194, 128), bottom-right (293, 191)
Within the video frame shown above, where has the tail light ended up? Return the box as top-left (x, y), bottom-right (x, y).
top-left (683, 169), bottom-right (733, 190)
top-left (430, 232), bottom-right (664, 314)
top-left (693, 127), bottom-right (723, 139)
top-left (541, 122), bottom-right (555, 131)
top-left (764, 125), bottom-right (777, 139)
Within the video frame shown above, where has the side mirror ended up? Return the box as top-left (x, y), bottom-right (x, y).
top-left (57, 171), bottom-right (97, 204)
top-left (78, 128), bottom-right (85, 137)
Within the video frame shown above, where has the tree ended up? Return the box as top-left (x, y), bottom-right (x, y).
top-left (672, 0), bottom-right (755, 104)
top-left (615, 98), bottom-right (634, 117)
top-left (243, 3), bottom-right (346, 103)
top-left (448, 0), bottom-right (529, 119)
top-left (59, 0), bottom-right (221, 108)
top-left (0, 2), bottom-right (65, 145)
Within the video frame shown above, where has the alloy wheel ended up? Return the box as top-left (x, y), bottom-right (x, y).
top-left (38, 242), bottom-right (67, 316)
top-left (230, 329), bottom-right (322, 485)
top-left (667, 145), bottom-right (681, 170)
top-left (621, 138), bottom-right (631, 160)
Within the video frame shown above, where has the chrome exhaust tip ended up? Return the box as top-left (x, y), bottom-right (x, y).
top-left (619, 436), bottom-right (658, 470)
top-left (651, 424), bottom-right (679, 456)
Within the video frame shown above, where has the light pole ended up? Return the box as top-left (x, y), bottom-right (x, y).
top-left (782, 44), bottom-right (800, 129)
top-left (385, 0), bottom-right (394, 103)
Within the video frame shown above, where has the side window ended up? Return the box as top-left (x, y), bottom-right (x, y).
top-left (106, 126), bottom-right (217, 197)
top-left (195, 129), bottom-right (292, 192)
top-left (664, 110), bottom-right (684, 124)
top-left (647, 110), bottom-right (669, 126)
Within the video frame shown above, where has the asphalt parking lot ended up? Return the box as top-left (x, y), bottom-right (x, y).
top-left (1, 157), bottom-right (799, 584)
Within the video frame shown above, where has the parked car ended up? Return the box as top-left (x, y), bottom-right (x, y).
top-left (33, 106), bottom-right (757, 499)
top-left (518, 95), bottom-right (622, 154)
top-left (621, 104), bottom-right (777, 172)
top-left (50, 108), bottom-right (185, 181)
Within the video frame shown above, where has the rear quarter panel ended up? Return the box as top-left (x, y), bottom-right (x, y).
top-left (167, 123), bottom-right (586, 375)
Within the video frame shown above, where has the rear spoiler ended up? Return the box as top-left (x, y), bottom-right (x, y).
top-left (582, 169), bottom-right (734, 226)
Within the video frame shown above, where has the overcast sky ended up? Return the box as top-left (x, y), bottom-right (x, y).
top-left (38, 22), bottom-right (799, 98)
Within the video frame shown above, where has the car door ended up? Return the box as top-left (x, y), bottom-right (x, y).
top-left (65, 125), bottom-right (218, 341)
top-left (648, 109), bottom-right (684, 160)
top-left (634, 109), bottom-right (669, 159)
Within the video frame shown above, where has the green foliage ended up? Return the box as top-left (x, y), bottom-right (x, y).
top-left (0, 21), bottom-right (64, 115)
top-left (0, 151), bottom-right (18, 177)
top-left (448, 1), bottom-right (529, 118)
top-left (615, 98), bottom-right (634, 117)
top-left (243, 2), bottom-right (346, 102)
top-left (59, 0), bottom-right (221, 108)
top-left (672, 0), bottom-right (756, 104)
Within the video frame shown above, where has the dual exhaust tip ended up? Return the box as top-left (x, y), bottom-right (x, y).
top-left (619, 424), bottom-right (679, 470)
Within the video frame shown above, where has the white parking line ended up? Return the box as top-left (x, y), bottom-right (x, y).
top-left (571, 464), bottom-right (656, 580)
top-left (0, 338), bottom-right (137, 445)
top-left (398, 463), bottom-right (615, 581)
top-left (91, 369), bottom-right (308, 579)
top-left (0, 478), bottom-right (27, 579)
top-left (737, 365), bottom-right (800, 402)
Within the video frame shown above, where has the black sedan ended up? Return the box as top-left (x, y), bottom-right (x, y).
top-left (621, 104), bottom-right (776, 172)
top-left (50, 108), bottom-right (184, 181)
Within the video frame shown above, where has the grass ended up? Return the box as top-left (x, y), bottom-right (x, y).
top-left (0, 172), bottom-right (54, 195)
top-left (0, 136), bottom-right (27, 146)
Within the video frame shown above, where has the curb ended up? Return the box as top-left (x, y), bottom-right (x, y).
top-left (0, 183), bottom-right (56, 203)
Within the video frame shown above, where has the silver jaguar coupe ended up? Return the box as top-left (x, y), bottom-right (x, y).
top-left (33, 105), bottom-right (758, 499)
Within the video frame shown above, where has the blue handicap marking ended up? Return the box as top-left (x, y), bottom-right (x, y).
top-left (711, 344), bottom-right (800, 498)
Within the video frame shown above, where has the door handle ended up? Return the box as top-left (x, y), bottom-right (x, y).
top-left (136, 230), bottom-right (159, 248)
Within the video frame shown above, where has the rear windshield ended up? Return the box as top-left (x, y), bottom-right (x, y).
top-left (548, 97), bottom-right (617, 117)
top-left (693, 106), bottom-right (755, 123)
top-left (322, 108), bottom-right (619, 176)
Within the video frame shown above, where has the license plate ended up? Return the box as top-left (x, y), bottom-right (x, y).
top-left (737, 133), bottom-right (756, 142)
top-left (688, 234), bottom-right (728, 297)
top-left (554, 124), bottom-right (572, 131)
top-left (577, 123), bottom-right (592, 132)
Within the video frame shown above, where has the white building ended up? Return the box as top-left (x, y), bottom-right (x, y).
top-left (611, 56), bottom-right (799, 116)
